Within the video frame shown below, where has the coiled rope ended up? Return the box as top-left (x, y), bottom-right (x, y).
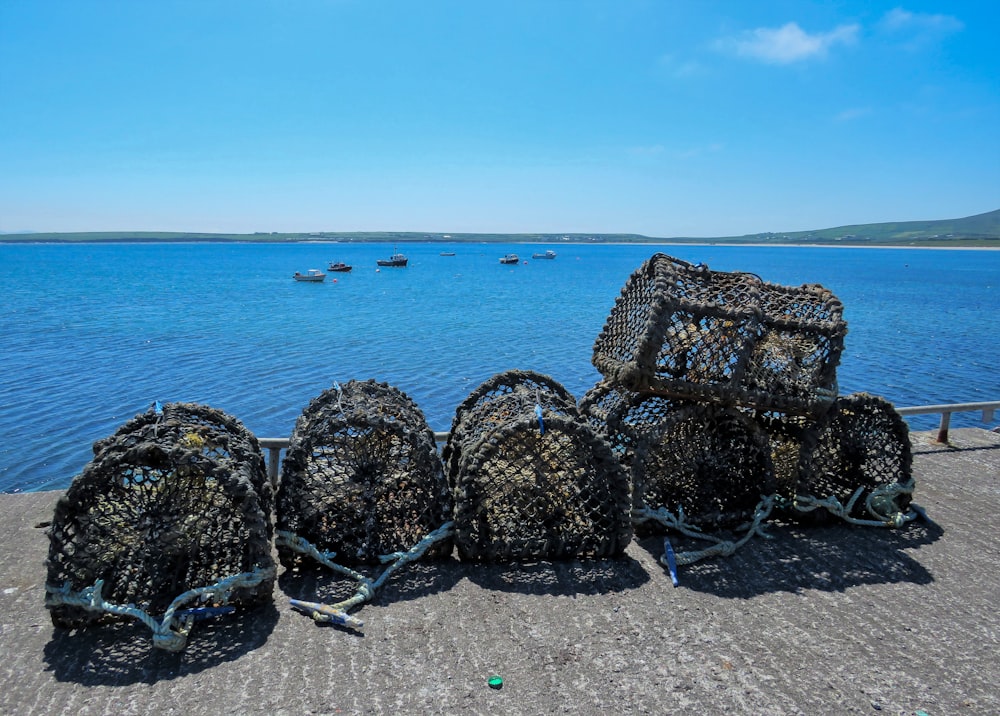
top-left (783, 480), bottom-right (919, 528)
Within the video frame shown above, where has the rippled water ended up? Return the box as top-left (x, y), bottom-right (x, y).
top-left (1, 241), bottom-right (997, 493)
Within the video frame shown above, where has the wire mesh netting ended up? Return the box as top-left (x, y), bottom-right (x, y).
top-left (45, 402), bottom-right (275, 634)
top-left (448, 370), bottom-right (632, 562)
top-left (276, 380), bottom-right (452, 569)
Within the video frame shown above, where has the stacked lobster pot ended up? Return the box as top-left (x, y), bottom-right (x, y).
top-left (44, 402), bottom-right (276, 651)
top-left (444, 370), bottom-right (632, 562)
top-left (275, 380), bottom-right (452, 628)
top-left (585, 253), bottom-right (915, 549)
top-left (579, 383), bottom-right (776, 533)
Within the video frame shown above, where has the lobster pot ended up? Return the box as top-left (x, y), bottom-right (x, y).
top-left (453, 414), bottom-right (632, 562)
top-left (443, 370), bottom-right (579, 489)
top-left (449, 371), bottom-right (630, 561)
top-left (276, 380), bottom-right (451, 568)
top-left (795, 393), bottom-right (913, 521)
top-left (631, 402), bottom-right (777, 531)
top-left (46, 404), bottom-right (275, 629)
top-left (592, 253), bottom-right (847, 416)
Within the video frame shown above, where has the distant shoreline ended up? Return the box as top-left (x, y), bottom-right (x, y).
top-left (3, 209), bottom-right (997, 247)
top-left (2, 238), bottom-right (998, 250)
top-left (642, 242), bottom-right (1000, 251)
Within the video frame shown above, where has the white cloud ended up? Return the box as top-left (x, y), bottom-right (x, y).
top-left (879, 7), bottom-right (963, 49)
top-left (881, 8), bottom-right (964, 34)
top-left (721, 22), bottom-right (859, 64)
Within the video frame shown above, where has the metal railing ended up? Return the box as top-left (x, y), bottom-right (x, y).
top-left (258, 401), bottom-right (1000, 485)
top-left (895, 400), bottom-right (999, 444)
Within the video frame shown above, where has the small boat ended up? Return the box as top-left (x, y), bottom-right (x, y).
top-left (440, 251), bottom-right (456, 256)
top-left (328, 262), bottom-right (353, 272)
top-left (532, 250), bottom-right (557, 259)
top-left (377, 247), bottom-right (408, 267)
top-left (293, 269), bottom-right (326, 282)
top-left (499, 254), bottom-right (520, 265)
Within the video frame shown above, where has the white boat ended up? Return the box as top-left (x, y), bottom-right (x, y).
top-left (499, 254), bottom-right (520, 265)
top-left (293, 269), bottom-right (326, 282)
top-left (532, 250), bottom-right (557, 259)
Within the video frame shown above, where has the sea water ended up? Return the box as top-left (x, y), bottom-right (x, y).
top-left (1, 241), bottom-right (997, 493)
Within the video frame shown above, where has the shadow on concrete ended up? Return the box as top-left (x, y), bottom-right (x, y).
top-left (635, 518), bottom-right (943, 599)
top-left (277, 555), bottom-right (465, 633)
top-left (42, 602), bottom-right (279, 686)
top-left (912, 441), bottom-right (1000, 455)
top-left (278, 549), bottom-right (652, 612)
top-left (463, 552), bottom-right (651, 596)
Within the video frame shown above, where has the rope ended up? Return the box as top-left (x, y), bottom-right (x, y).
top-left (332, 381), bottom-right (344, 414)
top-left (278, 522), bottom-right (454, 630)
top-left (634, 495), bottom-right (776, 582)
top-left (46, 564), bottom-right (275, 652)
top-left (151, 400), bottom-right (163, 437)
top-left (787, 479), bottom-right (919, 528)
top-left (636, 481), bottom-right (923, 586)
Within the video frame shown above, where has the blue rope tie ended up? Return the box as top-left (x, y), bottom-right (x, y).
top-left (663, 538), bottom-right (679, 587)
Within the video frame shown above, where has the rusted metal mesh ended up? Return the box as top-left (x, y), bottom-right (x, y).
top-left (795, 392), bottom-right (913, 520)
top-left (580, 382), bottom-right (775, 531)
top-left (449, 371), bottom-right (632, 562)
top-left (45, 402), bottom-right (275, 629)
top-left (276, 380), bottom-right (451, 568)
top-left (592, 253), bottom-right (846, 416)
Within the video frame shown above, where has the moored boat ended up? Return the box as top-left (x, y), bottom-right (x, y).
top-left (328, 262), bottom-right (353, 272)
top-left (532, 250), bottom-right (557, 259)
top-left (377, 246), bottom-right (408, 267)
top-left (293, 269), bottom-right (326, 282)
top-left (499, 254), bottom-right (519, 265)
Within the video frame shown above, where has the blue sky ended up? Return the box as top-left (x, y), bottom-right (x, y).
top-left (1, 1), bottom-right (997, 236)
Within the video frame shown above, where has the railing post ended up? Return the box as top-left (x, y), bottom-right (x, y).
top-left (936, 411), bottom-right (952, 444)
top-left (266, 447), bottom-right (282, 490)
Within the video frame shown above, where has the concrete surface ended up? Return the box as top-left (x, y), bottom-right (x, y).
top-left (1, 428), bottom-right (997, 715)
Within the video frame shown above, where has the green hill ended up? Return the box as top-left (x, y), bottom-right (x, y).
top-left (721, 208), bottom-right (1000, 247)
top-left (3, 209), bottom-right (998, 246)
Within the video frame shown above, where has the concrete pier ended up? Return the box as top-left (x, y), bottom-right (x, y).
top-left (1, 428), bottom-right (997, 715)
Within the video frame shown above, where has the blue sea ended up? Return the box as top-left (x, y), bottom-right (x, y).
top-left (1, 241), bottom-right (997, 494)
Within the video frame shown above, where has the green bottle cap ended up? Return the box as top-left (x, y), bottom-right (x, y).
top-left (488, 675), bottom-right (503, 690)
